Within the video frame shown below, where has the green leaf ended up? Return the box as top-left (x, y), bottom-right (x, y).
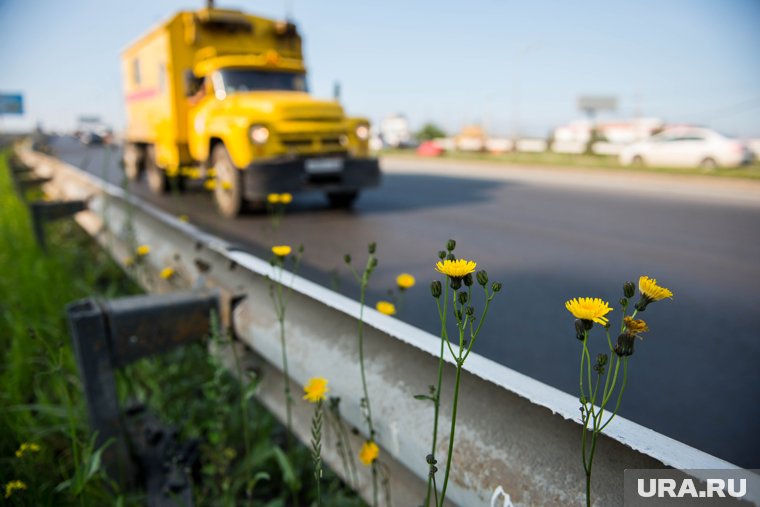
top-left (272, 445), bottom-right (300, 492)
top-left (413, 394), bottom-right (432, 401)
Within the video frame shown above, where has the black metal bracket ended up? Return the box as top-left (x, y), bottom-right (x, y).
top-left (66, 291), bottom-right (222, 506)
top-left (29, 200), bottom-right (88, 251)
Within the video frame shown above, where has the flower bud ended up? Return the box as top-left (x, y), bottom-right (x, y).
top-left (438, 250), bottom-right (446, 260)
top-left (368, 242), bottom-right (376, 254)
top-left (623, 281), bottom-right (635, 298)
top-left (458, 291), bottom-right (468, 305)
top-left (370, 257), bottom-right (378, 269)
top-left (450, 277), bottom-right (462, 290)
top-left (426, 454), bottom-right (437, 465)
top-left (575, 318), bottom-right (593, 340)
top-left (619, 297), bottom-right (628, 307)
top-left (491, 282), bottom-right (502, 293)
top-left (466, 306), bottom-right (475, 317)
top-left (344, 254), bottom-right (352, 264)
top-left (446, 253), bottom-right (456, 261)
top-left (430, 281), bottom-right (442, 298)
top-left (596, 353), bottom-right (608, 367)
top-left (463, 273), bottom-right (473, 287)
top-left (446, 239), bottom-right (456, 252)
top-left (614, 332), bottom-right (635, 357)
top-left (476, 270), bottom-right (488, 287)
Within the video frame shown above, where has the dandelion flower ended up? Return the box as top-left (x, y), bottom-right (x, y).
top-left (272, 245), bottom-right (292, 257)
top-left (160, 267), bottom-right (175, 280)
top-left (376, 301), bottom-right (396, 316)
top-left (623, 316), bottom-right (649, 334)
top-left (204, 179), bottom-right (216, 190)
top-left (136, 245), bottom-right (150, 256)
top-left (303, 377), bottom-right (329, 403)
top-left (15, 443), bottom-right (40, 458)
top-left (435, 259), bottom-right (477, 279)
top-left (636, 275), bottom-right (673, 311)
top-left (4, 480), bottom-right (26, 498)
top-left (565, 297), bottom-right (613, 326)
top-left (124, 256), bottom-right (135, 267)
top-left (280, 193), bottom-right (293, 204)
top-left (359, 440), bottom-right (379, 466)
top-left (221, 180), bottom-right (233, 190)
top-left (267, 193), bottom-right (281, 204)
top-left (396, 273), bottom-right (416, 290)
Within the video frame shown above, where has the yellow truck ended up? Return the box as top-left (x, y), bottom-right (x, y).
top-left (121, 6), bottom-right (380, 216)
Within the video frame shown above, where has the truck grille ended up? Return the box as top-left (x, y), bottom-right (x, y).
top-left (280, 134), bottom-right (346, 153)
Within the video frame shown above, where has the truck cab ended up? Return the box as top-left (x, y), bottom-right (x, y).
top-left (122, 8), bottom-right (380, 217)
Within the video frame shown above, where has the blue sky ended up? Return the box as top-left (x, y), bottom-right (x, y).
top-left (1, 0), bottom-right (759, 137)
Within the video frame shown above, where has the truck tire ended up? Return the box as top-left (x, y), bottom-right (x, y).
top-left (211, 144), bottom-right (244, 218)
top-left (327, 191), bottom-right (359, 209)
top-left (145, 145), bottom-right (169, 194)
top-left (123, 143), bottom-right (143, 181)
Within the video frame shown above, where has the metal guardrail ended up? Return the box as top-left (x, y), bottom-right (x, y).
top-left (16, 146), bottom-right (757, 507)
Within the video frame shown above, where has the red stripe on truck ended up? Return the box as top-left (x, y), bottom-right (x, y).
top-left (126, 88), bottom-right (159, 102)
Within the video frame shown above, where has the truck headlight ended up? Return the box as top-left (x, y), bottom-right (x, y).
top-left (250, 125), bottom-right (270, 145)
top-left (355, 124), bottom-right (369, 141)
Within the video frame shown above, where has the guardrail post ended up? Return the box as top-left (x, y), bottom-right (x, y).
top-left (29, 200), bottom-right (87, 251)
top-left (66, 291), bottom-right (221, 506)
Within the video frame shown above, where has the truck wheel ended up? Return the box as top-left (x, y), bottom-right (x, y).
top-left (211, 144), bottom-right (244, 218)
top-left (123, 143), bottom-right (143, 181)
top-left (327, 191), bottom-right (359, 209)
top-left (146, 145), bottom-right (169, 194)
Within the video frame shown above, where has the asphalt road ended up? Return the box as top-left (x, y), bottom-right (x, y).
top-left (51, 137), bottom-right (760, 467)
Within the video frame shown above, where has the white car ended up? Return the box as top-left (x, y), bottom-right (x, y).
top-left (619, 128), bottom-right (753, 168)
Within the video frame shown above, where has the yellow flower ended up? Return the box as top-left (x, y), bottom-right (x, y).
top-left (280, 193), bottom-right (293, 204)
top-left (15, 442), bottom-right (40, 458)
top-left (136, 245), bottom-right (150, 256)
top-left (221, 180), bottom-right (233, 190)
top-left (272, 245), bottom-right (292, 257)
top-left (4, 480), bottom-right (27, 498)
top-left (160, 267), bottom-right (175, 280)
top-left (638, 276), bottom-right (673, 302)
top-left (565, 297), bottom-right (613, 326)
top-left (124, 256), bottom-right (135, 267)
top-left (359, 441), bottom-right (379, 466)
top-left (435, 259), bottom-right (477, 279)
top-left (396, 273), bottom-right (416, 290)
top-left (204, 179), bottom-right (216, 190)
top-left (303, 377), bottom-right (329, 403)
top-left (178, 214), bottom-right (189, 222)
top-left (623, 316), bottom-right (649, 334)
top-left (376, 301), bottom-right (396, 316)
top-left (267, 193), bottom-right (281, 204)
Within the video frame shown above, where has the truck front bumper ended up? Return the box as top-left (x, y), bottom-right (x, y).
top-left (241, 156), bottom-right (381, 201)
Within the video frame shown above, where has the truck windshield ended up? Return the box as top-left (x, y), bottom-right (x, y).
top-left (217, 69), bottom-right (307, 94)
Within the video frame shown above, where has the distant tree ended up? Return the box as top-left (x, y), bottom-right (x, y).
top-left (416, 122), bottom-right (447, 141)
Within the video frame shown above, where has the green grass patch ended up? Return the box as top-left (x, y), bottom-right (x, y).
top-left (0, 150), bottom-right (364, 506)
top-left (380, 149), bottom-right (760, 180)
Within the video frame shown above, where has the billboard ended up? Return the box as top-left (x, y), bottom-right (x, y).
top-left (0, 93), bottom-right (24, 115)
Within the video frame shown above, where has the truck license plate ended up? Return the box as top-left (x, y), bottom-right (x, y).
top-left (305, 158), bottom-right (344, 173)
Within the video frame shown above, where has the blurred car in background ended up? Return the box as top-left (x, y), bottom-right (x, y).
top-left (619, 127), bottom-right (753, 168)
top-left (74, 116), bottom-right (113, 146)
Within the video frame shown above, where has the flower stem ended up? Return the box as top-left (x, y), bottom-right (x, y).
top-left (424, 283), bottom-right (449, 507)
top-left (437, 361), bottom-right (463, 507)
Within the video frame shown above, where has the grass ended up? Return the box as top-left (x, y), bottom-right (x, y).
top-left (379, 148), bottom-right (760, 180)
top-left (0, 149), bottom-right (365, 506)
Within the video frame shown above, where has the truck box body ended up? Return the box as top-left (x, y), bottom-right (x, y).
top-left (120, 8), bottom-right (379, 216)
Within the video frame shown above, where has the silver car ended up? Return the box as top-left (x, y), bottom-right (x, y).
top-left (619, 127), bottom-right (753, 168)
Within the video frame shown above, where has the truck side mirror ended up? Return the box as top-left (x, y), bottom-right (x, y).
top-left (184, 71), bottom-right (203, 97)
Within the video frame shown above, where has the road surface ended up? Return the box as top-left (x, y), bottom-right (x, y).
top-left (51, 137), bottom-right (760, 467)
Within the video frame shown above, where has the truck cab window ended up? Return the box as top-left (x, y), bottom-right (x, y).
top-left (216, 69), bottom-right (308, 94)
